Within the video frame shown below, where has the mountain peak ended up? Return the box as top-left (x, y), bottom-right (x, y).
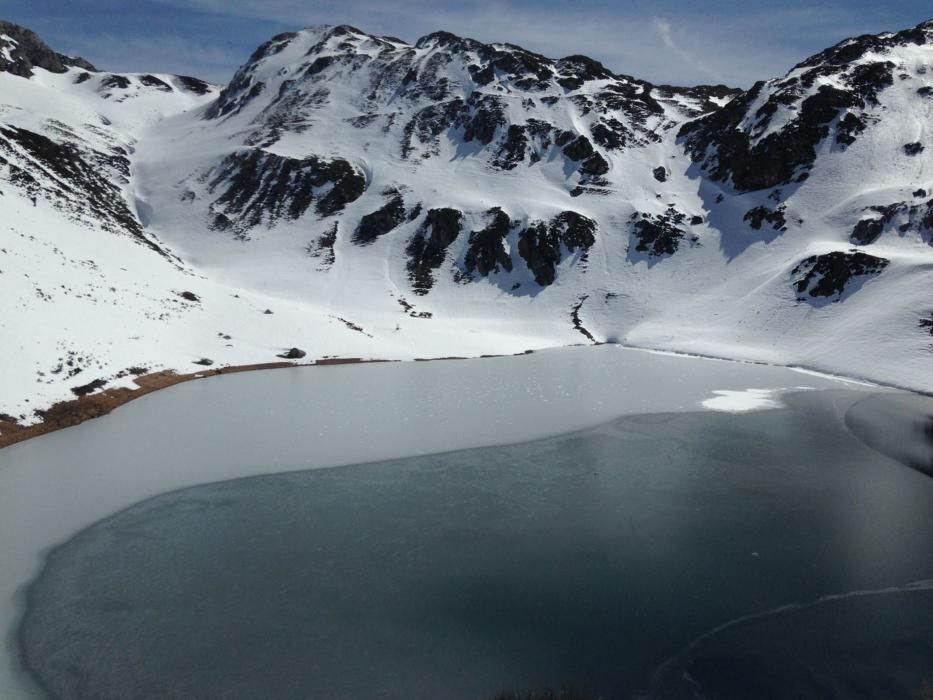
top-left (0, 20), bottom-right (96, 78)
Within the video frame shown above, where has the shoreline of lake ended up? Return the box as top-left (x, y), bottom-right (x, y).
top-left (0, 346), bottom-right (896, 698)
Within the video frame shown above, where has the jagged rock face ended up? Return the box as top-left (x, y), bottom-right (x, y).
top-left (630, 207), bottom-right (696, 258)
top-left (175, 75), bottom-right (212, 95)
top-left (463, 208), bottom-right (513, 278)
top-left (202, 24), bottom-right (734, 191)
top-left (744, 205), bottom-right (787, 231)
top-left (680, 20), bottom-right (933, 192)
top-left (406, 208), bottom-right (463, 294)
top-left (0, 21), bottom-right (95, 78)
top-left (517, 211), bottom-right (596, 286)
top-left (353, 191), bottom-right (407, 245)
top-left (0, 125), bottom-right (161, 250)
top-left (2, 16), bottom-right (933, 422)
top-left (850, 197), bottom-right (933, 246)
top-left (792, 251), bottom-right (889, 300)
top-left (205, 149), bottom-right (366, 237)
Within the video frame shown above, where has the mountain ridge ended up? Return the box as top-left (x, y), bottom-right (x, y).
top-left (0, 17), bottom-right (931, 430)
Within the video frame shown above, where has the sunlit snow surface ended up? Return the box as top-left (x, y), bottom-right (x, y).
top-left (701, 388), bottom-right (785, 412)
top-left (1, 23), bottom-right (933, 424)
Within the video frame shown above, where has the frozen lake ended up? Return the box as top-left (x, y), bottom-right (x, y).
top-left (1, 346), bottom-right (930, 698)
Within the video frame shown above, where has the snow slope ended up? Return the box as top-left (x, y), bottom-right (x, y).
top-left (1, 20), bottom-right (931, 425)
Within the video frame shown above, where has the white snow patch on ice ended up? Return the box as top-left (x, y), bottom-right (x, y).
top-left (701, 388), bottom-right (784, 413)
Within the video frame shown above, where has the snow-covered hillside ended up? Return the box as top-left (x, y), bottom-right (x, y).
top-left (1, 19), bottom-right (931, 428)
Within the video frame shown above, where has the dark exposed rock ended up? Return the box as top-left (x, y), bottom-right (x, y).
top-left (492, 124), bottom-right (528, 170)
top-left (193, 358), bottom-right (215, 366)
top-left (139, 74), bottom-right (172, 91)
top-left (630, 207), bottom-right (693, 257)
top-left (836, 112), bottom-right (867, 146)
top-left (401, 99), bottom-right (464, 159)
top-left (655, 83), bottom-right (741, 116)
top-left (463, 208), bottom-right (514, 278)
top-left (176, 75), bottom-right (212, 95)
top-left (0, 125), bottom-right (168, 256)
top-left (848, 200), bottom-right (933, 244)
top-left (0, 21), bottom-right (95, 78)
top-left (207, 32), bottom-right (297, 118)
top-left (277, 347), bottom-right (307, 359)
top-left (914, 189), bottom-right (928, 198)
top-left (460, 94), bottom-right (506, 145)
top-left (178, 291), bottom-right (200, 302)
top-left (681, 82), bottom-right (859, 191)
top-left (570, 295), bottom-right (597, 342)
top-left (406, 208), bottom-right (463, 294)
top-left (846, 61), bottom-right (895, 105)
top-left (652, 166), bottom-right (667, 182)
top-left (579, 152), bottom-right (610, 178)
top-left (921, 313), bottom-right (933, 336)
top-left (690, 215), bottom-right (704, 225)
top-left (562, 134), bottom-right (595, 162)
top-left (206, 149), bottom-right (365, 236)
top-left (677, 21), bottom-right (928, 193)
top-left (904, 142), bottom-right (925, 156)
top-left (590, 120), bottom-right (628, 150)
top-left (794, 20), bottom-right (932, 70)
top-left (99, 74), bottom-right (131, 91)
top-left (308, 222), bottom-right (338, 267)
top-left (744, 205), bottom-right (787, 231)
top-left (792, 250), bottom-right (889, 299)
top-left (517, 211), bottom-right (596, 286)
top-left (352, 193), bottom-right (406, 245)
top-left (851, 217), bottom-right (885, 245)
top-left (71, 378), bottom-right (107, 397)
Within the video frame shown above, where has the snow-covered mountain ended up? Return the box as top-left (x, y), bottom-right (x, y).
top-left (1, 19), bottom-right (931, 427)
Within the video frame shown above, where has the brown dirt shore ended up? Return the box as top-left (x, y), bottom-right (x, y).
top-left (0, 358), bottom-right (391, 450)
top-left (0, 350), bottom-right (540, 451)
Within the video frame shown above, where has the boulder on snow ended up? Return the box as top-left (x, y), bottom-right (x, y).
top-left (277, 348), bottom-right (307, 359)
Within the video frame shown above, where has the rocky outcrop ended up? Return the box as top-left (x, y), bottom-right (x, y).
top-left (0, 125), bottom-right (171, 257)
top-left (406, 208), bottom-right (463, 294)
top-left (206, 149), bottom-right (365, 237)
top-left (630, 207), bottom-right (695, 258)
top-left (203, 22), bottom-right (730, 186)
top-left (850, 199), bottom-right (933, 245)
top-left (744, 205), bottom-right (787, 231)
top-left (679, 20), bottom-right (933, 192)
top-left (352, 191), bottom-right (407, 245)
top-left (463, 208), bottom-right (514, 278)
top-left (517, 211), bottom-right (596, 286)
top-left (792, 251), bottom-right (889, 300)
top-left (0, 21), bottom-right (95, 78)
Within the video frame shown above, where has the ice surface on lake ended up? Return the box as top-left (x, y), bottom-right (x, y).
top-left (0, 345), bottom-right (881, 697)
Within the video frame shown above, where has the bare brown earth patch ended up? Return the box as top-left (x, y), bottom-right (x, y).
top-left (0, 351), bottom-right (540, 450)
top-left (0, 359), bottom-right (386, 450)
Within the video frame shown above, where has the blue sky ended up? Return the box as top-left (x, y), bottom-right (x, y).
top-left (1, 0), bottom-right (929, 87)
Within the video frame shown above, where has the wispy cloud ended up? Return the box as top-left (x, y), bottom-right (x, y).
top-left (33, 0), bottom-right (932, 87)
top-left (650, 16), bottom-right (724, 84)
